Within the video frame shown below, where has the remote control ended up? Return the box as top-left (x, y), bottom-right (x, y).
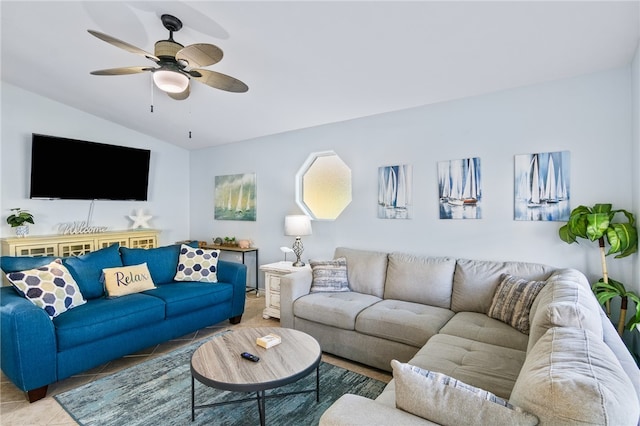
top-left (241, 352), bottom-right (260, 362)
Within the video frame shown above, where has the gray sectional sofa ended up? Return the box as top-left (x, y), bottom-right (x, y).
top-left (280, 247), bottom-right (640, 425)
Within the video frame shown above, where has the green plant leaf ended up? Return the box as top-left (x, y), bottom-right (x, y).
top-left (586, 213), bottom-right (609, 241)
top-left (592, 204), bottom-right (612, 214)
top-left (558, 225), bottom-right (577, 244)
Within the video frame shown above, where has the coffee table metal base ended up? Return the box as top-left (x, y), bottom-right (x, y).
top-left (191, 364), bottom-right (320, 425)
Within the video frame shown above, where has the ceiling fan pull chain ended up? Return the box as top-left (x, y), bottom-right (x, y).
top-left (150, 74), bottom-right (154, 113)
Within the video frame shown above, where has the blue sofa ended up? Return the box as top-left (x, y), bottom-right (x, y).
top-left (0, 242), bottom-right (246, 402)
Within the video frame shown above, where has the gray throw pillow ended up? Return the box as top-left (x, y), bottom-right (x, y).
top-left (391, 360), bottom-right (538, 426)
top-left (488, 273), bottom-right (546, 334)
top-left (309, 257), bottom-right (349, 292)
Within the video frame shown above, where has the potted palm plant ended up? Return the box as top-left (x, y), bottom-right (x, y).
top-left (558, 203), bottom-right (639, 336)
top-left (6, 208), bottom-right (35, 238)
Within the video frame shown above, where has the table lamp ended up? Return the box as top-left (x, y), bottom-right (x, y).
top-left (284, 215), bottom-right (312, 267)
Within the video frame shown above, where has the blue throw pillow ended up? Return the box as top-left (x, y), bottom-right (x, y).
top-left (120, 241), bottom-right (198, 284)
top-left (63, 243), bottom-right (123, 299)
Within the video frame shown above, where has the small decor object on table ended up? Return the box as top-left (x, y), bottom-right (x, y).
top-left (6, 208), bottom-right (35, 238)
top-left (256, 333), bottom-right (281, 349)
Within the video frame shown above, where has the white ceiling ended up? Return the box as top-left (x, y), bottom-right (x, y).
top-left (2, 1), bottom-right (639, 150)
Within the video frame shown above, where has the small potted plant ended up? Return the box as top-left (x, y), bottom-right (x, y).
top-left (223, 236), bottom-right (237, 247)
top-left (6, 208), bottom-right (35, 238)
top-left (558, 203), bottom-right (639, 336)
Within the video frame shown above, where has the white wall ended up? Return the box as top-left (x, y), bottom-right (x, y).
top-left (1, 82), bottom-right (191, 245)
top-left (189, 66), bottom-right (637, 293)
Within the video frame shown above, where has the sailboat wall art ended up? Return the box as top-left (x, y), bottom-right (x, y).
top-left (378, 164), bottom-right (412, 219)
top-left (514, 151), bottom-right (570, 221)
top-left (214, 173), bottom-right (257, 221)
top-left (437, 157), bottom-right (482, 219)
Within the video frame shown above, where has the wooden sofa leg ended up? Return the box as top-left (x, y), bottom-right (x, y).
top-left (229, 315), bottom-right (242, 324)
top-left (26, 385), bottom-right (48, 403)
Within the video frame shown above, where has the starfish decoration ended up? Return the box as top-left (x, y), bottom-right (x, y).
top-left (128, 209), bottom-right (153, 229)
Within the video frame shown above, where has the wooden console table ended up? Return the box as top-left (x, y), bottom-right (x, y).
top-left (1, 229), bottom-right (159, 258)
top-left (1, 229), bottom-right (159, 286)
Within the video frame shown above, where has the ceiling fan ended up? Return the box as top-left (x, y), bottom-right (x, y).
top-left (88, 14), bottom-right (248, 100)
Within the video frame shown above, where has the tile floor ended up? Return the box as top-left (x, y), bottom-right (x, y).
top-left (0, 294), bottom-right (391, 425)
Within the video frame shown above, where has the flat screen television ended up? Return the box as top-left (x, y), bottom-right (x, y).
top-left (30, 134), bottom-right (151, 201)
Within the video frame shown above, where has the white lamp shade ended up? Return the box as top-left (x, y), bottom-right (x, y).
top-left (153, 70), bottom-right (189, 93)
top-left (284, 215), bottom-right (312, 236)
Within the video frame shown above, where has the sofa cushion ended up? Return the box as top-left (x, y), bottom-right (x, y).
top-left (438, 312), bottom-right (529, 351)
top-left (53, 293), bottom-right (166, 350)
top-left (355, 299), bottom-right (454, 348)
top-left (487, 274), bottom-right (546, 334)
top-left (293, 292), bottom-right (381, 330)
top-left (1, 255), bottom-right (57, 274)
top-left (510, 327), bottom-right (640, 425)
top-left (103, 263), bottom-right (156, 298)
top-left (384, 253), bottom-right (455, 309)
top-left (334, 247), bottom-right (387, 298)
top-left (408, 334), bottom-right (526, 399)
top-left (143, 281), bottom-right (233, 318)
top-left (310, 257), bottom-right (349, 292)
top-left (120, 243), bottom-right (192, 285)
top-left (527, 269), bottom-right (603, 353)
top-left (63, 243), bottom-right (123, 299)
top-left (392, 360), bottom-right (538, 426)
top-left (5, 259), bottom-right (86, 319)
top-left (451, 258), bottom-right (554, 314)
top-left (174, 244), bottom-right (220, 283)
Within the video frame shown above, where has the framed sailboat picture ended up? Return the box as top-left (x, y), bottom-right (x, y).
top-left (514, 151), bottom-right (570, 221)
top-left (214, 173), bottom-right (257, 221)
top-left (378, 164), bottom-right (412, 219)
top-left (438, 157), bottom-right (482, 219)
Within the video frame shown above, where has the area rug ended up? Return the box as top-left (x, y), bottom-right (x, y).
top-left (55, 330), bottom-right (387, 425)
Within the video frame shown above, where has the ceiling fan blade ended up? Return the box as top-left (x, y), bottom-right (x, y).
top-left (176, 43), bottom-right (223, 68)
top-left (190, 69), bottom-right (248, 93)
top-left (167, 85), bottom-right (190, 100)
top-left (88, 29), bottom-right (159, 62)
top-left (90, 66), bottom-right (153, 76)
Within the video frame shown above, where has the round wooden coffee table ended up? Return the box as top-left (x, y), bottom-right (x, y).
top-left (190, 327), bottom-right (321, 425)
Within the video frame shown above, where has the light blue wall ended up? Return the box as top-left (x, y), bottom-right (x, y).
top-left (633, 42), bottom-right (640, 291)
top-left (0, 82), bottom-right (191, 245)
top-left (2, 66), bottom-right (637, 295)
top-left (190, 66), bottom-right (637, 293)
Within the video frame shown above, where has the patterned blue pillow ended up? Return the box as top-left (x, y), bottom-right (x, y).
top-left (6, 259), bottom-right (86, 319)
top-left (174, 244), bottom-right (220, 283)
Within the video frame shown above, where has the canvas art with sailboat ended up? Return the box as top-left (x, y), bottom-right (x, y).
top-left (438, 157), bottom-right (482, 219)
top-left (515, 151), bottom-right (570, 221)
top-left (214, 173), bottom-right (257, 221)
top-left (378, 164), bottom-right (412, 219)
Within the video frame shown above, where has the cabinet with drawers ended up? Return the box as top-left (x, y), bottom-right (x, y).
top-left (260, 261), bottom-right (310, 319)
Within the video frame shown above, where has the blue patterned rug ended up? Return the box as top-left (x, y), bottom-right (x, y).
top-left (55, 330), bottom-right (387, 425)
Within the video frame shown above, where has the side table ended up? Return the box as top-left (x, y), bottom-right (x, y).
top-left (260, 261), bottom-right (310, 319)
top-left (203, 245), bottom-right (259, 295)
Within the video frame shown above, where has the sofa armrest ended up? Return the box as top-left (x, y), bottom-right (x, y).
top-left (216, 260), bottom-right (247, 318)
top-left (320, 394), bottom-right (437, 425)
top-left (0, 287), bottom-right (57, 393)
top-left (279, 269), bottom-right (312, 328)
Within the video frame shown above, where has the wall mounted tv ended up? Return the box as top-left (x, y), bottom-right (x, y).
top-left (30, 134), bottom-right (151, 201)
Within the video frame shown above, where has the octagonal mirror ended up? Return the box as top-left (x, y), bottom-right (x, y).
top-left (295, 151), bottom-right (352, 220)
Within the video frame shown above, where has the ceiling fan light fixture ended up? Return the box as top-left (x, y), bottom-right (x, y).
top-left (153, 69), bottom-right (189, 93)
